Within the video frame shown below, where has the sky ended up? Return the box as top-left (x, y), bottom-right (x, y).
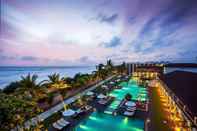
top-left (0, 0), bottom-right (197, 66)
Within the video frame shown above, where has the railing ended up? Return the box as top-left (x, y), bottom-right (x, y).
top-left (158, 78), bottom-right (197, 128)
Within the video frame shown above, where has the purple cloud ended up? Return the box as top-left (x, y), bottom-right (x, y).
top-left (0, 0), bottom-right (197, 66)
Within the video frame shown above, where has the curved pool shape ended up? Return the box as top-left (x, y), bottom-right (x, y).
top-left (74, 79), bottom-right (146, 131)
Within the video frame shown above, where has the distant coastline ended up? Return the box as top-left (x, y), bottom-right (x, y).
top-left (1, 63), bottom-right (197, 89)
top-left (166, 63), bottom-right (197, 67)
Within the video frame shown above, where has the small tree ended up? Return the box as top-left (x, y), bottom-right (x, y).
top-left (125, 93), bottom-right (132, 101)
top-left (3, 81), bottom-right (21, 94)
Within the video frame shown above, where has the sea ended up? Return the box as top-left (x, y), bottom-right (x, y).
top-left (0, 66), bottom-right (96, 89)
top-left (0, 66), bottom-right (197, 89)
top-left (165, 67), bottom-right (197, 74)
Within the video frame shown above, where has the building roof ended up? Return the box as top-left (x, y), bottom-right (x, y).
top-left (163, 71), bottom-right (197, 116)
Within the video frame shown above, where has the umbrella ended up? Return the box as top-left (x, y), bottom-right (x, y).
top-left (62, 109), bottom-right (76, 116)
top-left (125, 101), bottom-right (136, 107)
top-left (97, 94), bottom-right (106, 99)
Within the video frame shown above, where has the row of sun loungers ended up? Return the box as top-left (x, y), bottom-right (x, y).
top-left (75, 105), bottom-right (93, 115)
top-left (98, 96), bottom-right (113, 105)
top-left (52, 118), bottom-right (70, 130)
top-left (51, 75), bottom-right (127, 130)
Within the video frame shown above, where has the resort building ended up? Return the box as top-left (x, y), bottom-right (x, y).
top-left (8, 63), bottom-right (197, 131)
top-left (126, 63), bottom-right (197, 130)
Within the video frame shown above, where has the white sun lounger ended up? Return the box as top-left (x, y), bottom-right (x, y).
top-left (124, 111), bottom-right (135, 116)
top-left (53, 122), bottom-right (63, 130)
top-left (126, 107), bottom-right (136, 111)
top-left (60, 119), bottom-right (70, 125)
top-left (53, 118), bottom-right (70, 130)
top-left (57, 118), bottom-right (70, 126)
top-left (98, 99), bottom-right (108, 105)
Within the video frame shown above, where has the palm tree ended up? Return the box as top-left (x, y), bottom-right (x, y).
top-left (73, 73), bottom-right (87, 88)
top-left (3, 81), bottom-right (21, 94)
top-left (125, 93), bottom-right (132, 101)
top-left (44, 73), bottom-right (70, 91)
top-left (62, 77), bottom-right (73, 84)
top-left (106, 59), bottom-right (113, 69)
top-left (20, 74), bottom-right (40, 89)
top-left (96, 63), bottom-right (104, 71)
top-left (18, 74), bottom-right (45, 100)
top-left (95, 63), bottom-right (108, 79)
top-left (47, 73), bottom-right (62, 84)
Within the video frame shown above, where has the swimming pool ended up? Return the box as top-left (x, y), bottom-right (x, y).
top-left (104, 79), bottom-right (147, 114)
top-left (112, 79), bottom-right (147, 102)
top-left (74, 79), bottom-right (146, 131)
top-left (75, 112), bottom-right (144, 131)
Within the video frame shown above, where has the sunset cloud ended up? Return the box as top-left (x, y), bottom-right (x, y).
top-left (0, 0), bottom-right (197, 66)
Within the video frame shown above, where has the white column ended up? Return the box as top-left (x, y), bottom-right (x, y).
top-left (132, 64), bottom-right (135, 75)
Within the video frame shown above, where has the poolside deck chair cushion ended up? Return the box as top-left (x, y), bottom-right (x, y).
top-left (53, 122), bottom-right (63, 130)
top-left (57, 120), bottom-right (69, 127)
top-left (124, 111), bottom-right (135, 116)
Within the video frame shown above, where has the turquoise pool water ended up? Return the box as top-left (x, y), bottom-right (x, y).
top-left (75, 112), bottom-right (144, 131)
top-left (74, 79), bottom-right (146, 131)
top-left (104, 79), bottom-right (147, 114)
top-left (112, 79), bottom-right (147, 102)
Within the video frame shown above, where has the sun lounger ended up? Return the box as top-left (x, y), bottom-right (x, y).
top-left (124, 111), bottom-right (135, 116)
top-left (84, 105), bottom-right (92, 111)
top-left (126, 107), bottom-right (136, 111)
top-left (57, 118), bottom-right (70, 126)
top-left (98, 99), bottom-right (108, 105)
top-left (60, 118), bottom-right (69, 124)
top-left (53, 122), bottom-right (64, 130)
top-left (53, 118), bottom-right (70, 130)
top-left (75, 108), bottom-right (85, 115)
top-left (74, 105), bottom-right (92, 116)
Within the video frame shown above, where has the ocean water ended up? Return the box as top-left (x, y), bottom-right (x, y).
top-left (1, 66), bottom-right (196, 89)
top-left (0, 66), bottom-right (96, 89)
top-left (165, 67), bottom-right (197, 74)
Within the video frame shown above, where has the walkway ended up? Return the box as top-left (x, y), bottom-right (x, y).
top-left (147, 86), bottom-right (171, 131)
top-left (12, 75), bottom-right (116, 130)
